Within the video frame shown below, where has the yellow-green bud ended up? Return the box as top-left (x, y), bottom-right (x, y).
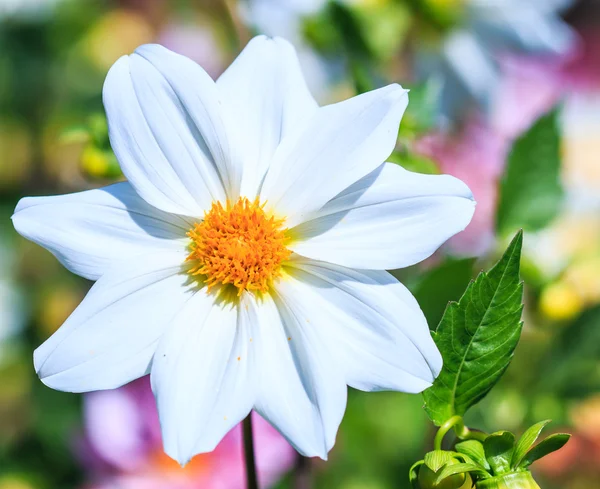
top-left (417, 456), bottom-right (473, 489)
top-left (80, 144), bottom-right (121, 179)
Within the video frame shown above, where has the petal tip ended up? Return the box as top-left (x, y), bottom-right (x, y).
top-left (177, 455), bottom-right (192, 468)
top-left (36, 369), bottom-right (82, 394)
top-left (162, 440), bottom-right (187, 467)
top-left (304, 444), bottom-right (329, 461)
top-left (33, 346), bottom-right (46, 376)
top-left (12, 196), bottom-right (30, 216)
top-left (37, 373), bottom-right (58, 391)
top-left (133, 43), bottom-right (169, 57)
top-left (385, 83), bottom-right (409, 100)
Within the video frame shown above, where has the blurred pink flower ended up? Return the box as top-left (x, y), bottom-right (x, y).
top-left (158, 23), bottom-right (226, 79)
top-left (493, 54), bottom-right (565, 139)
top-left (560, 26), bottom-right (600, 92)
top-left (78, 377), bottom-right (296, 489)
top-left (415, 53), bottom-right (561, 255)
top-left (415, 25), bottom-right (600, 256)
top-left (494, 25), bottom-right (600, 139)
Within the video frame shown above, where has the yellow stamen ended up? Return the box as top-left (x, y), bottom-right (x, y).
top-left (186, 198), bottom-right (290, 295)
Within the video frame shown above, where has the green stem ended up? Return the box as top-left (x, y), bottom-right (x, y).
top-left (294, 455), bottom-right (312, 489)
top-left (243, 415), bottom-right (259, 489)
top-left (434, 415), bottom-right (488, 450)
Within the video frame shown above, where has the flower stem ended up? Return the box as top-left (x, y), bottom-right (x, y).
top-left (243, 415), bottom-right (259, 489)
top-left (294, 455), bottom-right (312, 489)
top-left (434, 415), bottom-right (488, 451)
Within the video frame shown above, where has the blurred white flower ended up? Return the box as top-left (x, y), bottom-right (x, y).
top-left (468, 0), bottom-right (575, 56)
top-left (13, 36), bottom-right (474, 464)
top-left (421, 0), bottom-right (577, 126)
top-left (0, 0), bottom-right (62, 20)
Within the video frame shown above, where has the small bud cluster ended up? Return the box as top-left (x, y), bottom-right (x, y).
top-left (410, 419), bottom-right (570, 489)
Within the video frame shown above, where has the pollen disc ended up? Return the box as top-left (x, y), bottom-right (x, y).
top-left (186, 198), bottom-right (290, 295)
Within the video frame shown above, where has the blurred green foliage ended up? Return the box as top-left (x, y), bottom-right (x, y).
top-left (496, 109), bottom-right (564, 236)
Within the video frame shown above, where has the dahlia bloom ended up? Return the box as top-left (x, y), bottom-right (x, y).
top-left (12, 35), bottom-right (475, 464)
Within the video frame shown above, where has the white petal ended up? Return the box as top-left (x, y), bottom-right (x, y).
top-left (289, 163), bottom-right (476, 270)
top-left (283, 256), bottom-right (442, 392)
top-left (251, 289), bottom-right (347, 459)
top-left (260, 84), bottom-right (408, 227)
top-left (34, 250), bottom-right (190, 393)
top-left (217, 36), bottom-right (318, 198)
top-left (151, 292), bottom-right (255, 465)
top-left (103, 45), bottom-right (239, 216)
top-left (12, 183), bottom-right (189, 281)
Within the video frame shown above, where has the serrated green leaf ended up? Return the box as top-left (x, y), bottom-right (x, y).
top-left (511, 420), bottom-right (551, 469)
top-left (518, 433), bottom-right (571, 469)
top-left (484, 431), bottom-right (515, 475)
top-left (496, 108), bottom-right (563, 234)
top-left (455, 440), bottom-right (490, 470)
top-left (422, 231), bottom-right (524, 426)
top-left (433, 463), bottom-right (490, 485)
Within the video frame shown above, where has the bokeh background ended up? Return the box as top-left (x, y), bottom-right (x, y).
top-left (1, 0), bottom-right (600, 488)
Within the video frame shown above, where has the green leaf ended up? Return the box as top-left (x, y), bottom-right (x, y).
top-left (511, 420), bottom-right (551, 469)
top-left (455, 440), bottom-right (490, 470)
top-left (484, 431), bottom-right (515, 475)
top-left (518, 433), bottom-right (571, 469)
top-left (422, 231), bottom-right (524, 426)
top-left (433, 463), bottom-right (490, 485)
top-left (496, 108), bottom-right (563, 234)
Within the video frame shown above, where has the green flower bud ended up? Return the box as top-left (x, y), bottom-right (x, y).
top-left (476, 472), bottom-right (541, 489)
top-left (418, 462), bottom-right (473, 489)
top-left (413, 451), bottom-right (474, 489)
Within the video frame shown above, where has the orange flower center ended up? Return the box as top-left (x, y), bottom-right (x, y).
top-left (186, 198), bottom-right (290, 295)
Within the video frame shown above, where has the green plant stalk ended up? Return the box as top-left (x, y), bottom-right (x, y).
top-left (243, 415), bottom-right (259, 489)
top-left (434, 416), bottom-right (488, 451)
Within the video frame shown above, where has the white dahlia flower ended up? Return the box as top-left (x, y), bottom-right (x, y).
top-left (12, 36), bottom-right (475, 464)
